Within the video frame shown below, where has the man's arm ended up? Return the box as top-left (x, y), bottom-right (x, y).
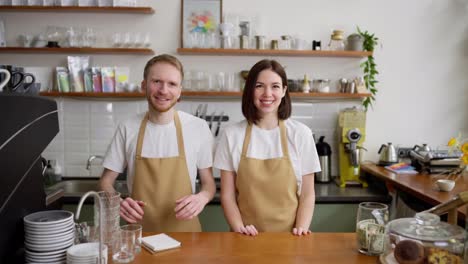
top-left (293, 174), bottom-right (315, 235)
top-left (174, 167), bottom-right (215, 220)
top-left (99, 168), bottom-right (119, 193)
top-left (99, 168), bottom-right (144, 223)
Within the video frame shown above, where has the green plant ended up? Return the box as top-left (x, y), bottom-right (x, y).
top-left (357, 27), bottom-right (379, 111)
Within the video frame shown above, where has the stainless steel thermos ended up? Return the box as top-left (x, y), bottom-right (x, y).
top-left (315, 136), bottom-right (332, 183)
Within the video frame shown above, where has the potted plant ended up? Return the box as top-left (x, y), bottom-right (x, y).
top-left (357, 27), bottom-right (379, 111)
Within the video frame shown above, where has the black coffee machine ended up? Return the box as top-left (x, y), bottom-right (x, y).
top-left (0, 94), bottom-right (59, 263)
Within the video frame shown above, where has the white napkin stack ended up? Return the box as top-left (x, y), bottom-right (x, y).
top-left (141, 233), bottom-right (181, 254)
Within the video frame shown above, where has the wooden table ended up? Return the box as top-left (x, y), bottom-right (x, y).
top-left (361, 163), bottom-right (467, 218)
top-left (128, 232), bottom-right (377, 264)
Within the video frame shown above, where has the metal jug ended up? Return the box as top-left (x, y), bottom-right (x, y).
top-left (378, 142), bottom-right (399, 166)
top-left (315, 136), bottom-right (332, 182)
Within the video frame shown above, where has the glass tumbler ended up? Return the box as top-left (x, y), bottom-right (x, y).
top-left (121, 224), bottom-right (142, 254)
top-left (356, 202), bottom-right (389, 256)
top-left (112, 229), bottom-right (135, 263)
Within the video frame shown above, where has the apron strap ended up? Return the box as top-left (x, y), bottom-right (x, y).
top-left (174, 111), bottom-right (186, 158)
top-left (279, 120), bottom-right (289, 158)
top-left (241, 120), bottom-right (289, 158)
top-left (241, 122), bottom-right (253, 158)
top-left (135, 112), bottom-right (149, 160)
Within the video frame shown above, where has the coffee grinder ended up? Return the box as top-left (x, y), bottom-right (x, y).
top-left (337, 107), bottom-right (367, 187)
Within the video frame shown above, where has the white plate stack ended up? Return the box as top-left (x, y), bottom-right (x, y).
top-left (23, 210), bottom-right (75, 264)
top-left (67, 242), bottom-right (108, 264)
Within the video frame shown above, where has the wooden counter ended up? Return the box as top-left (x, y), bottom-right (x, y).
top-left (129, 232), bottom-right (377, 264)
top-left (361, 163), bottom-right (467, 218)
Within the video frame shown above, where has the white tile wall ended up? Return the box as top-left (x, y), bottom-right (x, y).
top-left (41, 98), bottom-right (362, 178)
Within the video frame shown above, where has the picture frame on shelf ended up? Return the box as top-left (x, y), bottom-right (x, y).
top-left (180, 0), bottom-right (222, 48)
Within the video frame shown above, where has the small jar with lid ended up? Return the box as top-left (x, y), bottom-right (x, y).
top-left (381, 212), bottom-right (466, 264)
top-left (327, 29), bottom-right (345, 51)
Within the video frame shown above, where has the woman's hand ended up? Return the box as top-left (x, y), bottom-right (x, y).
top-left (235, 225), bottom-right (259, 236)
top-left (292, 227), bottom-right (311, 236)
top-left (175, 193), bottom-right (209, 220)
top-left (120, 197), bottom-right (145, 223)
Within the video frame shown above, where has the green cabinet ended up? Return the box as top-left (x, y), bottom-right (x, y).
top-left (310, 204), bottom-right (358, 232)
top-left (199, 204), bottom-right (230, 232)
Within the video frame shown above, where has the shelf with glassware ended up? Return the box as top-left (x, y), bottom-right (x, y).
top-left (176, 48), bottom-right (372, 58)
top-left (0, 47), bottom-right (154, 55)
top-left (0, 6), bottom-right (154, 14)
top-left (39, 91), bottom-right (371, 100)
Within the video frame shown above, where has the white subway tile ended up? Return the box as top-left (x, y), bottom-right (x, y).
top-left (90, 101), bottom-right (114, 114)
top-left (62, 100), bottom-right (90, 114)
top-left (64, 113), bottom-right (90, 127)
top-left (91, 139), bottom-right (112, 154)
top-left (65, 153), bottom-right (90, 166)
top-left (65, 166), bottom-right (91, 177)
top-left (90, 127), bottom-right (115, 141)
top-left (65, 140), bottom-right (89, 153)
top-left (64, 126), bottom-right (90, 140)
top-left (91, 114), bottom-right (114, 128)
top-left (113, 101), bottom-right (141, 114)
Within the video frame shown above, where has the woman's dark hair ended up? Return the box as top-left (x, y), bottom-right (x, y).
top-left (241, 59), bottom-right (291, 124)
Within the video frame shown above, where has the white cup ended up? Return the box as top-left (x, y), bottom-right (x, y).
top-left (436, 179), bottom-right (455, 192)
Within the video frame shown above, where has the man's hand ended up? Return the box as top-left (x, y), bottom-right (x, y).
top-left (120, 197), bottom-right (145, 223)
top-left (174, 193), bottom-right (209, 220)
top-left (292, 227), bottom-right (311, 236)
top-left (235, 225), bottom-right (258, 236)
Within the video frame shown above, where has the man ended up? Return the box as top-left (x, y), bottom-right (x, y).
top-left (99, 54), bottom-right (215, 232)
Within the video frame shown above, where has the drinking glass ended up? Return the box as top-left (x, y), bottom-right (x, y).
top-left (121, 224), bottom-right (142, 254)
top-left (356, 202), bottom-right (388, 256)
top-left (112, 229), bottom-right (135, 263)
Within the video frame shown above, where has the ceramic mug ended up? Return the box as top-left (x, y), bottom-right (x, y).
top-left (0, 69), bottom-right (11, 92)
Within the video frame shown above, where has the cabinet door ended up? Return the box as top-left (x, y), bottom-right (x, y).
top-left (310, 204), bottom-right (359, 232)
top-left (199, 204), bottom-right (230, 232)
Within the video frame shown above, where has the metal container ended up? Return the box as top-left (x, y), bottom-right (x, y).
top-left (315, 136), bottom-right (332, 183)
top-left (239, 35), bottom-right (250, 49)
top-left (255, 35), bottom-right (266, 50)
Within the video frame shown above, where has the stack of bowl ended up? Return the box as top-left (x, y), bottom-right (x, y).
top-left (23, 210), bottom-right (75, 263)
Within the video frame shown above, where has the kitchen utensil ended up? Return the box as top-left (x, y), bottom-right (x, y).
top-left (380, 212), bottom-right (465, 264)
top-left (208, 111), bottom-right (216, 130)
top-left (0, 69), bottom-right (11, 92)
top-left (194, 104), bottom-right (202, 117)
top-left (356, 202), bottom-right (388, 256)
top-left (413, 143), bottom-right (431, 152)
top-left (200, 104), bottom-right (208, 120)
top-left (378, 142), bottom-right (399, 166)
top-left (215, 111), bottom-right (224, 137)
top-left (315, 136), bottom-right (332, 183)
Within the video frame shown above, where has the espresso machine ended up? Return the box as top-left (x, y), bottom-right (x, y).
top-left (337, 107), bottom-right (367, 187)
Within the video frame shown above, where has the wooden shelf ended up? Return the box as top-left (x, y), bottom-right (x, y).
top-left (177, 48), bottom-right (372, 58)
top-left (0, 6), bottom-right (154, 14)
top-left (40, 91), bottom-right (371, 100)
top-left (0, 47), bottom-right (154, 55)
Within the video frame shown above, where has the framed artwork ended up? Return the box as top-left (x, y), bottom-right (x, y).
top-left (181, 0), bottom-right (222, 48)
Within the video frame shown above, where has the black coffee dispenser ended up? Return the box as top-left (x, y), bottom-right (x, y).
top-left (315, 136), bottom-right (332, 182)
top-left (0, 94), bottom-right (59, 263)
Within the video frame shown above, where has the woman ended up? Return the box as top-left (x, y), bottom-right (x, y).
top-left (214, 59), bottom-right (321, 236)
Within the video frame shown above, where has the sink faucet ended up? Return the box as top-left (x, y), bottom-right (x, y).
top-left (76, 191), bottom-right (104, 264)
top-left (86, 155), bottom-right (104, 170)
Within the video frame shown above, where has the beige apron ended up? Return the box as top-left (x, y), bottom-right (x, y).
top-left (236, 121), bottom-right (299, 232)
top-left (131, 111), bottom-right (201, 232)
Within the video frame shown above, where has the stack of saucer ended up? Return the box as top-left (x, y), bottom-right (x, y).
top-left (23, 210), bottom-right (75, 264)
top-left (67, 242), bottom-right (108, 264)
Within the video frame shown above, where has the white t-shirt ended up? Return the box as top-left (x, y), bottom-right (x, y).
top-left (102, 111), bottom-right (213, 193)
top-left (214, 119), bottom-right (321, 194)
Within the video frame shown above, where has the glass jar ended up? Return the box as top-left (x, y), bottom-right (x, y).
top-left (327, 30), bottom-right (345, 51)
top-left (356, 202), bottom-right (389, 256)
top-left (381, 212), bottom-right (466, 264)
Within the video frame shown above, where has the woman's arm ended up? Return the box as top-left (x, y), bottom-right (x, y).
top-left (220, 169), bottom-right (258, 236)
top-left (293, 174), bottom-right (315, 235)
